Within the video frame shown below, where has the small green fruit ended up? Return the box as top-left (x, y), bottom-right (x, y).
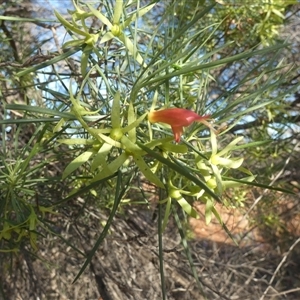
top-left (169, 188), bottom-right (181, 199)
top-left (110, 128), bottom-right (123, 140)
top-left (111, 24), bottom-right (121, 36)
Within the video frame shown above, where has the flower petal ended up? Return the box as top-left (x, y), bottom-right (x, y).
top-left (171, 126), bottom-right (183, 143)
top-left (148, 108), bottom-right (213, 142)
top-left (148, 108), bottom-right (209, 127)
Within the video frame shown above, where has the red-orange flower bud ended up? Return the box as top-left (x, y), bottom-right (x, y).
top-left (148, 108), bottom-right (213, 142)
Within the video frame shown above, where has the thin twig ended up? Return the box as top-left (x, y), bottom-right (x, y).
top-left (259, 236), bottom-right (300, 300)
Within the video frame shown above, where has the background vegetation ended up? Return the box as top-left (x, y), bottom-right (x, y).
top-left (0, 0), bottom-right (300, 299)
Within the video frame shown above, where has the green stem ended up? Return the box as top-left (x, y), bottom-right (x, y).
top-left (158, 186), bottom-right (167, 300)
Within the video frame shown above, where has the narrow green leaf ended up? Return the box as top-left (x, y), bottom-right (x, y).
top-left (123, 3), bottom-right (156, 28)
top-left (91, 143), bottom-right (112, 172)
top-left (138, 44), bottom-right (286, 89)
top-left (161, 143), bottom-right (188, 154)
top-left (53, 118), bottom-right (66, 132)
top-left (119, 35), bottom-right (146, 67)
top-left (81, 47), bottom-right (92, 76)
top-left (57, 138), bottom-right (95, 145)
top-left (113, 0), bottom-right (123, 24)
top-left (211, 164), bottom-right (223, 194)
top-left (221, 100), bottom-right (277, 123)
top-left (222, 176), bottom-right (295, 194)
top-left (5, 104), bottom-right (74, 119)
top-left (112, 92), bottom-right (121, 128)
top-left (63, 150), bottom-right (95, 179)
top-left (98, 133), bottom-right (122, 148)
top-left (205, 198), bottom-right (213, 225)
top-left (127, 102), bottom-right (136, 142)
top-left (0, 118), bottom-right (62, 125)
top-left (87, 4), bottom-right (112, 28)
top-left (177, 197), bottom-right (198, 218)
top-left (73, 170), bottom-right (125, 283)
top-left (100, 32), bottom-right (114, 44)
top-left (271, 8), bottom-right (285, 19)
top-left (62, 39), bottom-right (85, 48)
top-left (16, 47), bottom-right (80, 77)
top-left (145, 137), bottom-right (174, 149)
top-left (158, 198), bottom-right (167, 300)
top-left (238, 166), bottom-right (254, 176)
top-left (233, 140), bottom-right (271, 150)
top-left (120, 135), bottom-right (144, 155)
top-left (217, 136), bottom-right (244, 157)
top-left (122, 112), bottom-right (147, 135)
top-left (211, 156), bottom-right (244, 169)
top-left (210, 130), bottom-right (218, 155)
top-left (0, 15), bottom-right (54, 22)
top-left (150, 90), bottom-right (159, 112)
top-left (133, 155), bottom-right (164, 188)
top-left (54, 10), bottom-right (89, 37)
top-left (91, 152), bottom-right (128, 182)
top-left (161, 197), bottom-right (172, 232)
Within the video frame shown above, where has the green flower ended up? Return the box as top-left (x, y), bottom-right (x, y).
top-left (209, 131), bottom-right (244, 194)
